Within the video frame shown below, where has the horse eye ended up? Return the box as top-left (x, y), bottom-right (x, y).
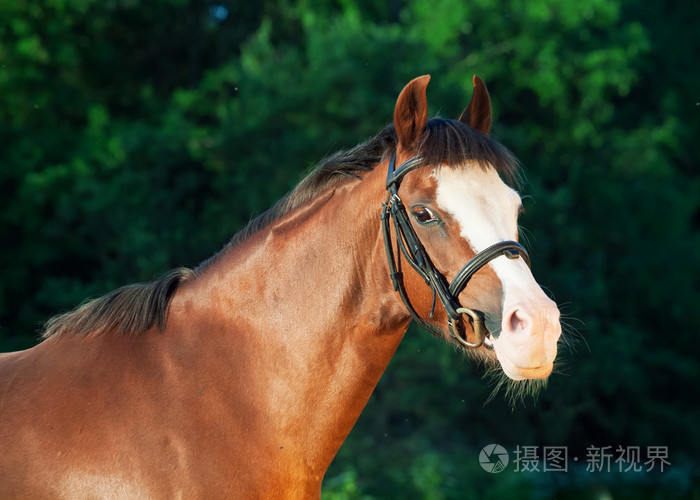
top-left (412, 207), bottom-right (437, 225)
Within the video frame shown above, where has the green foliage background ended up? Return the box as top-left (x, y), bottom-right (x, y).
top-left (1, 0), bottom-right (698, 497)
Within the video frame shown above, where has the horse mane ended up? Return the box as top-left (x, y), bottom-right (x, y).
top-left (219, 118), bottom-right (519, 251)
top-left (41, 118), bottom-right (519, 339)
top-left (41, 268), bottom-right (195, 339)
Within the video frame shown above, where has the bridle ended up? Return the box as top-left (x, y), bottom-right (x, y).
top-left (381, 151), bottom-right (530, 348)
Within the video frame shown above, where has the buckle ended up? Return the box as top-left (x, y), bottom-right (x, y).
top-left (448, 307), bottom-right (487, 348)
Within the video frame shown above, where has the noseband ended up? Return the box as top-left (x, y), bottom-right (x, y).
top-left (381, 152), bottom-right (530, 348)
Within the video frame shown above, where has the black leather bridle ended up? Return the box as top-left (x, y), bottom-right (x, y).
top-left (381, 152), bottom-right (530, 348)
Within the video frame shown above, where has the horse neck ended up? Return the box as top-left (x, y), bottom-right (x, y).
top-left (170, 162), bottom-right (410, 473)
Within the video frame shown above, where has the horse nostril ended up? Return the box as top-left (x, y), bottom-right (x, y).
top-left (506, 308), bottom-right (532, 334)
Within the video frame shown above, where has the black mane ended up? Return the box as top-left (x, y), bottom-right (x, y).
top-left (223, 118), bottom-right (519, 250)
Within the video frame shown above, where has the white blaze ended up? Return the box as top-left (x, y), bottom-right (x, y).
top-left (433, 164), bottom-right (531, 291)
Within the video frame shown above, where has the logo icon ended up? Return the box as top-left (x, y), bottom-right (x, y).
top-left (479, 444), bottom-right (509, 473)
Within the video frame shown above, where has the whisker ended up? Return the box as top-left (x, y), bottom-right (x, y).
top-left (539, 285), bottom-right (557, 301)
top-left (560, 318), bottom-right (588, 353)
top-left (517, 225), bottom-right (536, 248)
top-left (551, 353), bottom-right (571, 377)
top-left (557, 301), bottom-right (582, 318)
top-left (482, 363), bottom-right (549, 408)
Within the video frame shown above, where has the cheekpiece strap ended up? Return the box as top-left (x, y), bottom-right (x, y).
top-left (386, 151), bottom-right (423, 189)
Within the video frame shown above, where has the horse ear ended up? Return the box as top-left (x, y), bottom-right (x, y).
top-left (394, 75), bottom-right (430, 151)
top-left (458, 75), bottom-right (491, 135)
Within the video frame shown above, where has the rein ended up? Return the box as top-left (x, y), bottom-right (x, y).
top-left (381, 152), bottom-right (530, 348)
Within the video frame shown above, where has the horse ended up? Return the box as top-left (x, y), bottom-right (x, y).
top-left (0, 75), bottom-right (561, 498)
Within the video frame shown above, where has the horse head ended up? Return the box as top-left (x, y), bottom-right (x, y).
top-left (386, 75), bottom-right (562, 380)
